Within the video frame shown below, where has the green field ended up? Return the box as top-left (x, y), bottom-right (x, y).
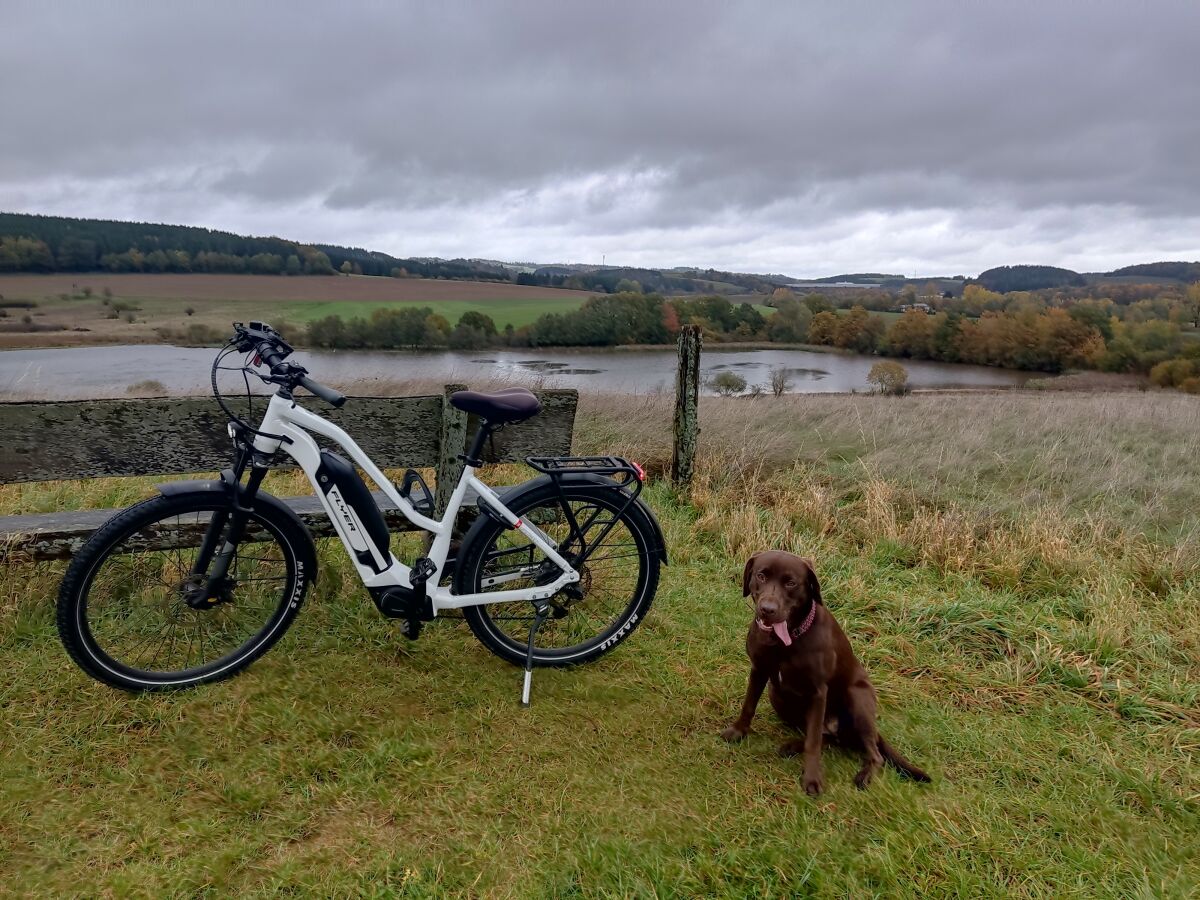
top-left (0, 273), bottom-right (594, 348)
top-left (272, 298), bottom-right (582, 328)
top-left (1, 389), bottom-right (1197, 895)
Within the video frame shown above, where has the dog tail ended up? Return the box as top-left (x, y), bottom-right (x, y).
top-left (879, 735), bottom-right (932, 782)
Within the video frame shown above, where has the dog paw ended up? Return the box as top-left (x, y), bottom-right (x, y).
top-left (720, 724), bottom-right (748, 743)
top-left (777, 739), bottom-right (804, 757)
top-left (854, 769), bottom-right (874, 790)
top-left (804, 774), bottom-right (824, 796)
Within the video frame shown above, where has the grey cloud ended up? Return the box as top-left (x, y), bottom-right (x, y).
top-left (1, 1), bottom-right (1198, 274)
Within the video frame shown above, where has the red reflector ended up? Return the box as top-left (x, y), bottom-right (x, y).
top-left (252, 353), bottom-right (262, 367)
top-left (632, 461), bottom-right (646, 481)
top-left (514, 518), bottom-right (523, 529)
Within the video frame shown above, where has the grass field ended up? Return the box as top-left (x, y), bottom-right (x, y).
top-left (0, 273), bottom-right (595, 348)
top-left (1, 390), bottom-right (1198, 896)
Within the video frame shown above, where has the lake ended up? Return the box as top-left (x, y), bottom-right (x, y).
top-left (0, 344), bottom-right (1036, 400)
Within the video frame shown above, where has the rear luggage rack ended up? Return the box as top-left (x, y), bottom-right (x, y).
top-left (525, 455), bottom-right (643, 486)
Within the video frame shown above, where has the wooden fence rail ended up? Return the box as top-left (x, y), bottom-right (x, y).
top-left (0, 388), bottom-right (578, 560)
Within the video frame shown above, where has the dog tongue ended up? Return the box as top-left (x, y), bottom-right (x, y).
top-left (773, 621), bottom-right (792, 646)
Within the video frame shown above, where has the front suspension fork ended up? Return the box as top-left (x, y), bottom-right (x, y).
top-left (193, 451), bottom-right (268, 596)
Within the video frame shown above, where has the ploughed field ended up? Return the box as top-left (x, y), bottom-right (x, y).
top-left (0, 273), bottom-right (595, 347)
top-left (0, 389), bottom-right (1197, 896)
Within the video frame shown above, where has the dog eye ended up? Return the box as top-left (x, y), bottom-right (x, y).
top-left (756, 572), bottom-right (765, 580)
top-left (786, 579), bottom-right (796, 588)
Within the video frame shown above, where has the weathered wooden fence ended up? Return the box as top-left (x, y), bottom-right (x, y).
top-left (0, 388), bottom-right (578, 560)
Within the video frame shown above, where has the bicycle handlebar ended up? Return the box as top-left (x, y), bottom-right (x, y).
top-left (230, 320), bottom-right (347, 408)
top-left (296, 373), bottom-right (347, 408)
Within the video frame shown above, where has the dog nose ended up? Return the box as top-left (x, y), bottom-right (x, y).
top-left (758, 599), bottom-right (778, 618)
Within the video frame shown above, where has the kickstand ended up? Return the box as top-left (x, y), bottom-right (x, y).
top-left (521, 602), bottom-right (549, 708)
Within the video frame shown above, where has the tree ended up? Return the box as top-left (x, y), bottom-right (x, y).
top-left (285, 254), bottom-right (301, 276)
top-left (57, 237), bottom-right (98, 270)
top-left (931, 312), bottom-right (962, 361)
top-left (885, 308), bottom-right (936, 358)
top-left (808, 311), bottom-right (839, 345)
top-left (340, 261), bottom-right (353, 275)
top-left (614, 278), bottom-right (642, 293)
top-left (449, 324), bottom-right (489, 349)
top-left (184, 306), bottom-right (195, 317)
top-left (370, 306), bottom-right (435, 349)
top-left (457, 310), bottom-right (497, 337)
top-left (1068, 301), bottom-right (1114, 340)
top-left (709, 370), bottom-right (747, 396)
top-left (834, 306), bottom-right (883, 353)
top-left (867, 361), bottom-right (909, 395)
top-left (769, 367), bottom-right (792, 397)
top-left (803, 293), bottom-right (834, 315)
top-left (732, 303), bottom-right (766, 338)
top-left (766, 297), bottom-right (813, 343)
top-left (302, 249), bottom-right (335, 275)
top-left (306, 315), bottom-right (347, 348)
top-left (769, 287), bottom-right (797, 308)
top-left (423, 313), bottom-right (451, 347)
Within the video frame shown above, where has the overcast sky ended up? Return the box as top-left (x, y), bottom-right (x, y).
top-left (2, 1), bottom-right (1198, 277)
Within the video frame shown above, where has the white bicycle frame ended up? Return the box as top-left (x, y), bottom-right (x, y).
top-left (249, 390), bottom-right (580, 615)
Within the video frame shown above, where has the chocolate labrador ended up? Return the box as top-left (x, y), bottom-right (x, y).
top-left (721, 550), bottom-right (930, 794)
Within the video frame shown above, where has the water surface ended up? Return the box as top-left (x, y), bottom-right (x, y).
top-left (0, 344), bottom-right (1035, 399)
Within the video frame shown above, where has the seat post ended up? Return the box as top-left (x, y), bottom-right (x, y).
top-left (463, 420), bottom-right (493, 467)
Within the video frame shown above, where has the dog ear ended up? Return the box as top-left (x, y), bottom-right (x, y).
top-left (803, 559), bottom-right (823, 605)
top-left (742, 553), bottom-right (760, 597)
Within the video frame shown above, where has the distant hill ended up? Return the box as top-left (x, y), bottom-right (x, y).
top-left (0, 211), bottom-right (786, 294)
top-left (975, 265), bottom-right (1086, 292)
top-left (1107, 261), bottom-right (1200, 283)
top-left (0, 211), bottom-right (512, 282)
top-left (809, 273), bottom-right (906, 285)
top-left (2, 211), bottom-right (1197, 295)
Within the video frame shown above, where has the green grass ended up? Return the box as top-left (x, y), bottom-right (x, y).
top-left (274, 298), bottom-right (584, 329)
top-left (125, 295), bottom-right (587, 331)
top-left (2, 393), bottom-right (1199, 896)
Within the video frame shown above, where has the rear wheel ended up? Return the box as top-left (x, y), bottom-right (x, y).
top-left (57, 491), bottom-right (314, 691)
top-left (456, 482), bottom-right (659, 667)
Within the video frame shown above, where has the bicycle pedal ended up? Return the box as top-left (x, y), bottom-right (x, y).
top-left (409, 556), bottom-right (437, 586)
top-left (400, 618), bottom-right (423, 640)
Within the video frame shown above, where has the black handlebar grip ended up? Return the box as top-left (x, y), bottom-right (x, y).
top-left (297, 374), bottom-right (347, 408)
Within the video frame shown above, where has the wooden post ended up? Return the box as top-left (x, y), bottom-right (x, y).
top-left (434, 384), bottom-right (469, 516)
top-left (672, 325), bottom-right (702, 486)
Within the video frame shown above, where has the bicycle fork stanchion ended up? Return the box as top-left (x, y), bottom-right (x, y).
top-left (521, 601), bottom-right (550, 707)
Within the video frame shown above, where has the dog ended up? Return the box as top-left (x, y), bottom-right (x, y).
top-left (720, 550), bottom-right (931, 795)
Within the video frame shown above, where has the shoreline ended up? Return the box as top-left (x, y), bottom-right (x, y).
top-left (0, 335), bottom-right (832, 355)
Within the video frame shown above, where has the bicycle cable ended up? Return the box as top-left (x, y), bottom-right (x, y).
top-left (210, 340), bottom-right (293, 444)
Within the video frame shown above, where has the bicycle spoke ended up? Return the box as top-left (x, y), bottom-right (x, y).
top-left (474, 493), bottom-right (646, 652)
top-left (80, 504), bottom-right (293, 679)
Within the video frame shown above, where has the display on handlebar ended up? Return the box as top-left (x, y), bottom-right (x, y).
top-left (232, 321), bottom-right (293, 363)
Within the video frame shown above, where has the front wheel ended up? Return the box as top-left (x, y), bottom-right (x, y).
top-left (455, 481), bottom-right (661, 667)
top-left (57, 490), bottom-right (315, 691)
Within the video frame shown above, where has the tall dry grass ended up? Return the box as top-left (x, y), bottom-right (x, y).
top-left (574, 390), bottom-right (1200, 731)
top-left (577, 389), bottom-right (1200, 539)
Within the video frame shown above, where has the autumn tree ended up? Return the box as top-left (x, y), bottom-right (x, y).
top-left (807, 311), bottom-right (839, 345)
top-left (867, 360), bottom-right (909, 395)
top-left (885, 308), bottom-right (936, 358)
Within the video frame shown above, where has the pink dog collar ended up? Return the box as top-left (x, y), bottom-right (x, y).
top-left (755, 602), bottom-right (817, 646)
